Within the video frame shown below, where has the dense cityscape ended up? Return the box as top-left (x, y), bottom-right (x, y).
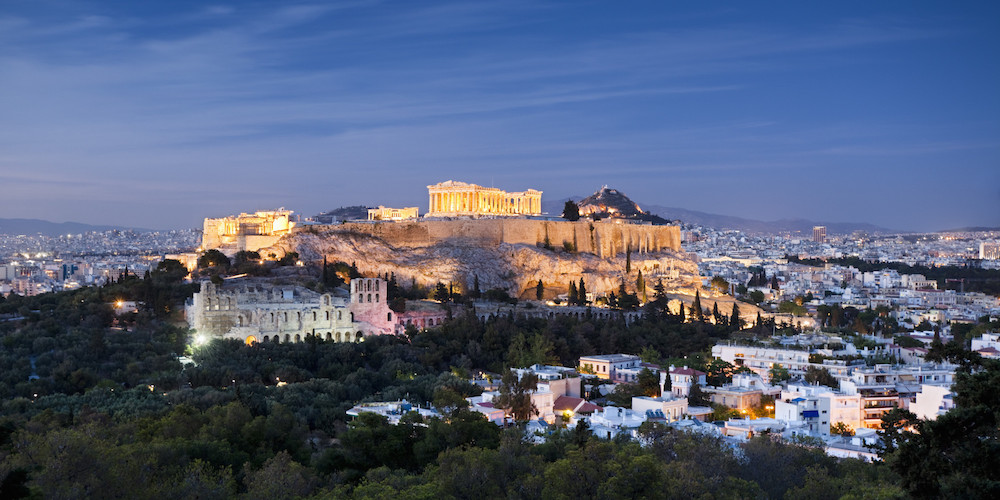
top-left (2, 1), bottom-right (998, 498)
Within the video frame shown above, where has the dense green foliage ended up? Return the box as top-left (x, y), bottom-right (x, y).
top-left (0, 277), bottom-right (917, 498)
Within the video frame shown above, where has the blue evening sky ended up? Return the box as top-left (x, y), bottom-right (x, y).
top-left (1, 1), bottom-right (998, 231)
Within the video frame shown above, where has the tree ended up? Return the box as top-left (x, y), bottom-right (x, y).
top-left (769, 364), bottom-right (790, 383)
top-left (692, 291), bottom-right (705, 322)
top-left (577, 278), bottom-right (587, 306)
top-left (830, 422), bottom-right (854, 437)
top-left (471, 275), bottom-right (482, 300)
top-left (434, 282), bottom-right (450, 302)
top-left (878, 351), bottom-right (1000, 498)
top-left (494, 369), bottom-right (539, 422)
top-left (198, 249), bottom-right (231, 269)
top-left (710, 276), bottom-right (730, 294)
top-left (653, 279), bottom-right (665, 299)
top-left (804, 367), bottom-right (838, 388)
top-left (626, 247), bottom-right (632, 274)
top-left (748, 290), bottom-right (765, 305)
top-left (636, 270), bottom-right (645, 301)
top-left (637, 368), bottom-right (660, 397)
top-left (562, 200), bottom-right (580, 221)
top-left (712, 302), bottom-right (724, 325)
top-left (688, 383), bottom-right (709, 406)
top-left (535, 280), bottom-right (544, 301)
top-left (730, 303), bottom-right (742, 330)
top-left (568, 281), bottom-right (578, 305)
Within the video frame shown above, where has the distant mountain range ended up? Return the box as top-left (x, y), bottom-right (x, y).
top-left (0, 218), bottom-right (155, 236)
top-left (543, 192), bottom-right (895, 235)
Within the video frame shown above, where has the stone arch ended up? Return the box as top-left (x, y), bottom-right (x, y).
top-left (262, 335), bottom-right (270, 342)
top-left (387, 312), bottom-right (392, 322)
top-left (284, 334), bottom-right (291, 342)
top-left (294, 334), bottom-right (301, 342)
top-left (326, 332), bottom-right (332, 340)
top-left (375, 293), bottom-right (379, 302)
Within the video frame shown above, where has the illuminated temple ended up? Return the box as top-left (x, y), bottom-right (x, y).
top-left (426, 180), bottom-right (542, 217)
top-left (202, 209), bottom-right (295, 252)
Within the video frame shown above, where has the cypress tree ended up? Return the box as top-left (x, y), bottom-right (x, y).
top-left (569, 281), bottom-right (578, 304)
top-left (693, 290), bottom-right (704, 322)
top-left (535, 279), bottom-right (544, 301)
top-left (730, 302), bottom-right (742, 330)
top-left (578, 278), bottom-right (587, 306)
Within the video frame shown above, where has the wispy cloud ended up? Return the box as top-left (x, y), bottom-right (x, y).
top-left (0, 1), bottom-right (995, 229)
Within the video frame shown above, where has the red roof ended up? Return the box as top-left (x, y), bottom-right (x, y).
top-left (671, 367), bottom-right (706, 376)
top-left (553, 396), bottom-right (585, 412)
top-left (578, 402), bottom-right (602, 413)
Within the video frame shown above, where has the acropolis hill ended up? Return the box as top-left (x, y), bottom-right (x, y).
top-left (207, 183), bottom-right (714, 305)
top-left (274, 218), bottom-right (695, 299)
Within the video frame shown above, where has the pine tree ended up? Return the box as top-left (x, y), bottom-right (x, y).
top-left (730, 302), bottom-right (742, 330)
top-left (654, 279), bottom-right (665, 299)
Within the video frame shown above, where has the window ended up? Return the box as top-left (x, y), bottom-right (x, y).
top-left (387, 312), bottom-right (392, 321)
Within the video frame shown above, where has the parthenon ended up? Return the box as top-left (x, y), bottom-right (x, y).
top-left (426, 180), bottom-right (542, 217)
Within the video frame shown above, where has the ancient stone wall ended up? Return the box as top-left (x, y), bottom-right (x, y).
top-left (303, 219), bottom-right (680, 258)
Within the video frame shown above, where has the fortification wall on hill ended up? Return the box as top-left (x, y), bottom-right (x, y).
top-left (301, 219), bottom-right (680, 257)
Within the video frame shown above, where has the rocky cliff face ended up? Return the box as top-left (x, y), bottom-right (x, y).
top-left (271, 228), bottom-right (701, 299)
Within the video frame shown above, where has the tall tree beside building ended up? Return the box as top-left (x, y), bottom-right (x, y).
top-left (495, 369), bottom-right (539, 422)
top-left (568, 281), bottom-right (578, 304)
top-left (578, 278), bottom-right (587, 306)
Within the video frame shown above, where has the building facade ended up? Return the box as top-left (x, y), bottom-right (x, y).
top-left (202, 209), bottom-right (295, 253)
top-left (368, 206), bottom-right (419, 221)
top-left (186, 277), bottom-right (447, 344)
top-left (426, 180), bottom-right (542, 217)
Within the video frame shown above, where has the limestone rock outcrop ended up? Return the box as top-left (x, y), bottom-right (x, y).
top-left (268, 226), bottom-right (698, 299)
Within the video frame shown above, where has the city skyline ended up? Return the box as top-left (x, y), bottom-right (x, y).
top-left (2, 1), bottom-right (998, 231)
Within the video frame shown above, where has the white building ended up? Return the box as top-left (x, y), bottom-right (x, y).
top-left (579, 354), bottom-right (642, 382)
top-left (631, 395), bottom-right (689, 422)
top-left (346, 400), bottom-right (442, 424)
top-left (910, 384), bottom-right (955, 421)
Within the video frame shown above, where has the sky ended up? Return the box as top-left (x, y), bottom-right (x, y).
top-left (1, 1), bottom-right (998, 232)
